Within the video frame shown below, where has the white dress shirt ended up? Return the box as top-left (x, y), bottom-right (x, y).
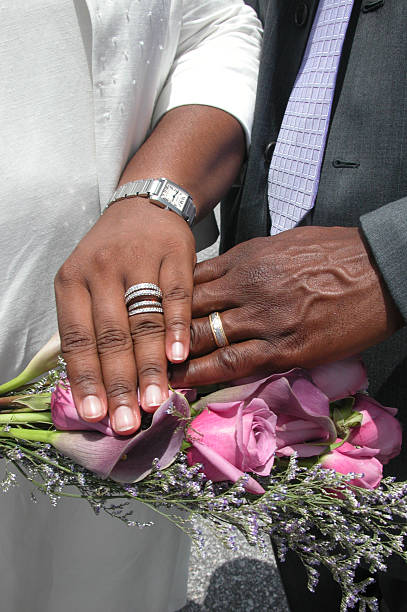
top-left (0, 2), bottom-right (261, 611)
top-left (0, 0), bottom-right (261, 383)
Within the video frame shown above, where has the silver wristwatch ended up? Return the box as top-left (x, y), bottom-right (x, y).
top-left (105, 178), bottom-right (196, 226)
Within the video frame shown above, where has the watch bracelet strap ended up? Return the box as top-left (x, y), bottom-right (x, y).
top-left (104, 178), bottom-right (195, 226)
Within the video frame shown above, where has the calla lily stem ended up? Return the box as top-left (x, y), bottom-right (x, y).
top-left (0, 426), bottom-right (55, 444)
top-left (0, 413), bottom-right (53, 425)
top-left (0, 373), bottom-right (32, 395)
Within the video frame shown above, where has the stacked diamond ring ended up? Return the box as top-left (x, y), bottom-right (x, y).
top-left (125, 283), bottom-right (163, 316)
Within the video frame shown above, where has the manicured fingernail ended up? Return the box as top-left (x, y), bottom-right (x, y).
top-left (171, 341), bottom-right (185, 362)
top-left (81, 395), bottom-right (104, 420)
top-left (113, 405), bottom-right (135, 432)
top-left (144, 384), bottom-right (163, 409)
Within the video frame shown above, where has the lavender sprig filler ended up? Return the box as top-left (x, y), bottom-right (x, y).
top-left (0, 337), bottom-right (407, 612)
top-left (1, 441), bottom-right (406, 612)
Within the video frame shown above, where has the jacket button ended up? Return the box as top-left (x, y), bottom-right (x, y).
top-left (264, 141), bottom-right (276, 164)
top-left (294, 2), bottom-right (309, 27)
top-left (362, 0), bottom-right (384, 12)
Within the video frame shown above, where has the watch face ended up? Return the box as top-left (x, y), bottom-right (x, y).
top-left (161, 183), bottom-right (188, 211)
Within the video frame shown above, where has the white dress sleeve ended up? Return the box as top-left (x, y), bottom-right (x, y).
top-left (152, 0), bottom-right (263, 147)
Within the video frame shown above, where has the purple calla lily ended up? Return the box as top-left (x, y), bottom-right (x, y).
top-left (49, 392), bottom-right (190, 482)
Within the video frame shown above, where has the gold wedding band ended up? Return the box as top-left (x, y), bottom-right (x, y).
top-left (208, 312), bottom-right (229, 348)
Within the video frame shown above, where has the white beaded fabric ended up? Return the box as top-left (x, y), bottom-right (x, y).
top-left (267, 0), bottom-right (354, 235)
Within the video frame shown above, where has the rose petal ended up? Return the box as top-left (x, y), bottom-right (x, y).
top-left (188, 402), bottom-right (244, 467)
top-left (276, 443), bottom-right (329, 457)
top-left (348, 395), bottom-right (402, 464)
top-left (321, 448), bottom-right (383, 489)
top-left (310, 357), bottom-right (368, 401)
top-left (187, 439), bottom-right (265, 494)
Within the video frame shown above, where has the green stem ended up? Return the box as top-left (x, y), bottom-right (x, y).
top-left (0, 370), bottom-right (35, 395)
top-left (0, 412), bottom-right (53, 425)
top-left (329, 430), bottom-right (351, 451)
top-left (0, 392), bottom-right (51, 411)
top-left (0, 426), bottom-right (54, 444)
top-left (0, 407), bottom-right (38, 414)
top-left (0, 395), bottom-right (27, 406)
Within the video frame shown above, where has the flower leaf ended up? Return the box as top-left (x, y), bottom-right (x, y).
top-left (7, 393), bottom-right (52, 412)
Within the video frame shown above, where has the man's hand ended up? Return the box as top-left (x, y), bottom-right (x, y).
top-left (171, 226), bottom-right (403, 387)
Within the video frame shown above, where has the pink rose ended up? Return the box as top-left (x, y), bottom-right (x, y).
top-left (320, 440), bottom-right (383, 489)
top-left (276, 415), bottom-right (329, 457)
top-left (191, 369), bottom-right (338, 460)
top-left (187, 398), bottom-right (277, 494)
top-left (347, 395), bottom-right (402, 464)
top-left (310, 357), bottom-right (368, 401)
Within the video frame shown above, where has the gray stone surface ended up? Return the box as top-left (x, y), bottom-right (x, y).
top-left (196, 205), bottom-right (221, 263)
top-left (181, 521), bottom-right (289, 612)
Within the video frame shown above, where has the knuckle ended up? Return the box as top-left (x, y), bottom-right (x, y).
top-left (55, 261), bottom-right (81, 289)
top-left (281, 327), bottom-right (306, 360)
top-left (242, 262), bottom-right (270, 291)
top-left (216, 346), bottom-right (243, 375)
top-left (96, 326), bottom-right (132, 354)
top-left (264, 333), bottom-right (298, 371)
top-left (68, 370), bottom-right (99, 390)
top-left (130, 317), bottom-right (165, 340)
top-left (61, 325), bottom-right (96, 354)
top-left (163, 286), bottom-right (192, 304)
top-left (166, 317), bottom-right (189, 334)
top-left (190, 323), bottom-right (205, 351)
top-left (137, 362), bottom-right (165, 379)
top-left (105, 379), bottom-right (134, 399)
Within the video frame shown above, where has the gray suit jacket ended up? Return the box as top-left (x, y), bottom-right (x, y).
top-left (221, 0), bottom-right (407, 479)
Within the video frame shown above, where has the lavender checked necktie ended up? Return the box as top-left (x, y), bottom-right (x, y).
top-left (267, 0), bottom-right (354, 235)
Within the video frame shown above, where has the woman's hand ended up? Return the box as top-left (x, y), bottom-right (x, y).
top-left (171, 226), bottom-right (403, 387)
top-left (55, 199), bottom-right (195, 435)
top-left (55, 103), bottom-right (247, 435)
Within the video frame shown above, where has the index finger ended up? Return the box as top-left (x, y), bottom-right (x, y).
top-left (192, 274), bottom-right (240, 318)
top-left (193, 251), bottom-right (229, 285)
top-left (161, 248), bottom-right (195, 364)
top-left (171, 339), bottom-right (271, 387)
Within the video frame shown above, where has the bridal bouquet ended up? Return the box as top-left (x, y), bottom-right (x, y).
top-left (0, 335), bottom-right (406, 611)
